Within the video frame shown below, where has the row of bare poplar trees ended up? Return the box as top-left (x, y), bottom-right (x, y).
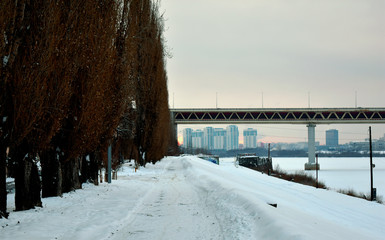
top-left (0, 0), bottom-right (174, 218)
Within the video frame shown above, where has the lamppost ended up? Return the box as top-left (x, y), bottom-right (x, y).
top-left (369, 127), bottom-right (376, 201)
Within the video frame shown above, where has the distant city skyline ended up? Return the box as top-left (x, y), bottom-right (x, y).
top-left (177, 124), bottom-right (385, 147)
top-left (182, 125), bottom-right (243, 150)
top-left (161, 0), bottom-right (385, 145)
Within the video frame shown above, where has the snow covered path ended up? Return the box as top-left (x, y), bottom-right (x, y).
top-left (1, 156), bottom-right (385, 240)
top-left (104, 158), bottom-right (226, 240)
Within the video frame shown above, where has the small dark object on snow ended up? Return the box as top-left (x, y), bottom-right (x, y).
top-left (268, 203), bottom-right (277, 208)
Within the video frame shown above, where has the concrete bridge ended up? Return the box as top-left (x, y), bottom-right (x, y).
top-left (170, 108), bottom-right (385, 169)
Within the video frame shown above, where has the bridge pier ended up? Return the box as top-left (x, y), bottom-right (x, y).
top-left (305, 123), bottom-right (319, 170)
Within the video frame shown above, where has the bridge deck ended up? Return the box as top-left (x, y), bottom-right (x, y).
top-left (171, 108), bottom-right (385, 124)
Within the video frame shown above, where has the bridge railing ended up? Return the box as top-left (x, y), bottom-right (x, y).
top-left (170, 108), bottom-right (385, 124)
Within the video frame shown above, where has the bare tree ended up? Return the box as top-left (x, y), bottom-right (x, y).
top-left (0, 0), bottom-right (28, 218)
top-left (129, 0), bottom-right (170, 166)
top-left (1, 0), bottom-right (49, 212)
top-left (0, 0), bottom-right (171, 216)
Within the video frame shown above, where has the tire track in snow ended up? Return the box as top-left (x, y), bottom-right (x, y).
top-left (105, 157), bottom-right (224, 240)
top-left (100, 159), bottom-right (175, 240)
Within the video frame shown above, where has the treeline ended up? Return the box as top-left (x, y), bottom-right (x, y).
top-left (0, 0), bottom-right (175, 218)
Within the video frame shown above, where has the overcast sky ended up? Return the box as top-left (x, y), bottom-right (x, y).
top-left (160, 0), bottom-right (385, 145)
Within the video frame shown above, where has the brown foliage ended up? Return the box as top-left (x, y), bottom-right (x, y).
top-left (0, 0), bottom-right (172, 214)
top-left (126, 0), bottom-right (171, 166)
top-left (62, 0), bottom-right (122, 160)
top-left (1, 1), bottom-right (75, 151)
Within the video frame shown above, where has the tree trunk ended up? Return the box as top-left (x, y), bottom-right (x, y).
top-left (41, 148), bottom-right (62, 198)
top-left (79, 153), bottom-right (99, 185)
top-left (14, 144), bottom-right (42, 211)
top-left (61, 158), bottom-right (81, 194)
top-left (0, 143), bottom-right (8, 218)
top-left (89, 152), bottom-right (99, 185)
top-left (80, 155), bottom-right (89, 184)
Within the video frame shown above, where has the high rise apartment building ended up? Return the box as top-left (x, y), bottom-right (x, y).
top-left (326, 129), bottom-right (338, 147)
top-left (192, 130), bottom-right (204, 149)
top-left (183, 128), bottom-right (192, 149)
top-left (243, 128), bottom-right (258, 149)
top-left (226, 125), bottom-right (239, 150)
top-left (204, 127), bottom-right (214, 150)
top-left (213, 128), bottom-right (226, 150)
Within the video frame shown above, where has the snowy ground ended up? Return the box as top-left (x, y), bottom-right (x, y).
top-left (1, 156), bottom-right (384, 240)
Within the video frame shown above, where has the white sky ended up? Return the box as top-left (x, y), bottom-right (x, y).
top-left (160, 0), bottom-right (385, 144)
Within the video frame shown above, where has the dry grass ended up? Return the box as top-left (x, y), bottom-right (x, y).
top-left (271, 165), bottom-right (327, 189)
top-left (337, 189), bottom-right (383, 204)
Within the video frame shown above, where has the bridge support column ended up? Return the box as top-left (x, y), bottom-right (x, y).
top-left (305, 124), bottom-right (319, 170)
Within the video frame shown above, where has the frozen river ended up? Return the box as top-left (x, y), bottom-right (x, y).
top-left (273, 157), bottom-right (385, 198)
top-left (221, 157), bottom-right (385, 199)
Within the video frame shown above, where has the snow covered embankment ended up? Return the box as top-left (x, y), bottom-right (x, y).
top-left (1, 156), bottom-right (384, 240)
top-left (185, 156), bottom-right (385, 240)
